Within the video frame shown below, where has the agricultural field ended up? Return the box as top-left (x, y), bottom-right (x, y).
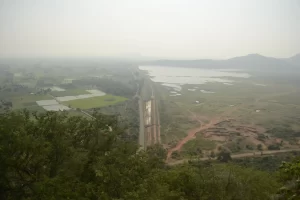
top-left (181, 134), bottom-right (217, 157)
top-left (11, 94), bottom-right (51, 110)
top-left (63, 94), bottom-right (128, 109)
top-left (50, 89), bottom-right (89, 97)
top-left (0, 61), bottom-right (138, 118)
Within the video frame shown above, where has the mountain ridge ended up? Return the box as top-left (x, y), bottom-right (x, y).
top-left (142, 53), bottom-right (300, 71)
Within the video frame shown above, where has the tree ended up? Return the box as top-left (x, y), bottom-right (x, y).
top-left (217, 150), bottom-right (232, 162)
top-left (277, 159), bottom-right (300, 199)
top-left (171, 151), bottom-right (181, 159)
top-left (0, 110), bottom-right (166, 199)
top-left (257, 144), bottom-right (263, 151)
top-left (210, 151), bottom-right (216, 158)
top-left (268, 144), bottom-right (280, 150)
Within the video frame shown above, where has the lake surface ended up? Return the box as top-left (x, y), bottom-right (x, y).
top-left (139, 66), bottom-right (250, 87)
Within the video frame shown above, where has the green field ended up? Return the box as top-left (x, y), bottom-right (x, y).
top-left (63, 95), bottom-right (128, 109)
top-left (156, 79), bottom-right (300, 131)
top-left (183, 135), bottom-right (217, 152)
top-left (50, 89), bottom-right (89, 97)
top-left (12, 94), bottom-right (51, 109)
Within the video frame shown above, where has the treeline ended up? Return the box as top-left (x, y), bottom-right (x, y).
top-left (0, 111), bottom-right (299, 199)
top-left (74, 78), bottom-right (136, 98)
top-left (232, 152), bottom-right (300, 172)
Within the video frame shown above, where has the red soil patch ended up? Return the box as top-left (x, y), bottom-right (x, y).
top-left (166, 117), bottom-right (223, 160)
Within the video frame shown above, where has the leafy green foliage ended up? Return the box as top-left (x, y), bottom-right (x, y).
top-left (278, 159), bottom-right (300, 199)
top-left (268, 144), bottom-right (281, 150)
top-left (0, 110), bottom-right (282, 199)
top-left (232, 152), bottom-right (300, 172)
top-left (267, 127), bottom-right (300, 139)
top-left (74, 78), bottom-right (136, 97)
top-left (131, 164), bottom-right (280, 200)
top-left (217, 149), bottom-right (232, 162)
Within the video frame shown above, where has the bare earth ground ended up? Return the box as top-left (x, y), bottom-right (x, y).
top-left (167, 105), bottom-right (239, 160)
top-left (166, 101), bottom-right (300, 162)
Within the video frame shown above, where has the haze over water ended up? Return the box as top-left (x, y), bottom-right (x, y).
top-left (139, 66), bottom-right (251, 85)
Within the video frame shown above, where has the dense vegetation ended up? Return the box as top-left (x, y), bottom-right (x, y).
top-left (73, 78), bottom-right (136, 98)
top-left (0, 110), bottom-right (299, 199)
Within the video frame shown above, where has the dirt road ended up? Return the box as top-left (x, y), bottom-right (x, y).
top-left (166, 118), bottom-right (222, 160)
top-left (166, 104), bottom-right (243, 160)
top-left (168, 148), bottom-right (300, 165)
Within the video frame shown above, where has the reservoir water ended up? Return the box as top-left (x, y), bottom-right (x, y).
top-left (139, 66), bottom-right (250, 87)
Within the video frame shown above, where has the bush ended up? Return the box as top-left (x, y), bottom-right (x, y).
top-left (210, 151), bottom-right (216, 158)
top-left (257, 144), bottom-right (263, 151)
top-left (268, 144), bottom-right (280, 150)
top-left (171, 151), bottom-right (181, 159)
top-left (217, 150), bottom-right (232, 162)
top-left (257, 134), bottom-right (267, 141)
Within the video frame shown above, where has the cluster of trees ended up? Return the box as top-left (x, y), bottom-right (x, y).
top-left (0, 100), bottom-right (12, 112)
top-left (0, 110), bottom-right (299, 199)
top-left (36, 79), bottom-right (53, 88)
top-left (267, 127), bottom-right (300, 142)
top-left (278, 159), bottom-right (300, 199)
top-left (0, 84), bottom-right (31, 97)
top-left (95, 78), bottom-right (136, 98)
top-left (232, 152), bottom-right (300, 172)
top-left (268, 144), bottom-right (281, 150)
top-left (74, 78), bottom-right (136, 98)
top-left (95, 97), bottom-right (140, 141)
top-left (0, 69), bottom-right (13, 83)
top-left (35, 88), bottom-right (51, 95)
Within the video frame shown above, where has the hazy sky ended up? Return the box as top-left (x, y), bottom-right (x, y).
top-left (0, 0), bottom-right (300, 59)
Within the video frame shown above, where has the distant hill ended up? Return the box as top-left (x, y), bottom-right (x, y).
top-left (285, 54), bottom-right (300, 66)
top-left (225, 54), bottom-right (293, 70)
top-left (143, 53), bottom-right (299, 72)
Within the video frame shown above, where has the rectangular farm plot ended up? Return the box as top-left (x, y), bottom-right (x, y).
top-left (36, 99), bottom-right (70, 111)
top-left (12, 95), bottom-right (50, 109)
top-left (63, 95), bottom-right (127, 109)
top-left (50, 89), bottom-right (90, 97)
top-left (43, 105), bottom-right (70, 111)
top-left (55, 89), bottom-right (106, 102)
top-left (56, 96), bottom-right (78, 101)
top-left (50, 86), bottom-right (65, 91)
top-left (86, 90), bottom-right (106, 96)
top-left (36, 100), bottom-right (59, 106)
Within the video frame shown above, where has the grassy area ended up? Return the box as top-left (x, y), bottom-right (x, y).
top-left (50, 89), bottom-right (89, 97)
top-left (63, 95), bottom-right (128, 109)
top-left (183, 135), bottom-right (217, 152)
top-left (12, 94), bottom-right (51, 109)
top-left (160, 79), bottom-right (300, 128)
